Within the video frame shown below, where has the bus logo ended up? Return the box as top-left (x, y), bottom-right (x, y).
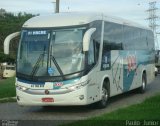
top-left (45, 89), bottom-right (50, 95)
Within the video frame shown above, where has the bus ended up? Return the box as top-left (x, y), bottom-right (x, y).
top-left (4, 12), bottom-right (155, 108)
top-left (0, 63), bottom-right (16, 78)
top-left (3, 64), bottom-right (16, 78)
top-left (155, 50), bottom-right (160, 73)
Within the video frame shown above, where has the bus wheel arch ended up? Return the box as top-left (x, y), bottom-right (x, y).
top-left (96, 77), bottom-right (110, 108)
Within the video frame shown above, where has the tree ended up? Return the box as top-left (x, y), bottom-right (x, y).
top-left (0, 9), bottom-right (35, 61)
top-left (0, 53), bottom-right (15, 63)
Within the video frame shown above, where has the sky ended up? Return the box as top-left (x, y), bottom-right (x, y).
top-left (0, 0), bottom-right (160, 48)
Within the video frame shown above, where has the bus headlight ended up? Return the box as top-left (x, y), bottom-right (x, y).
top-left (66, 80), bottom-right (90, 91)
top-left (17, 85), bottom-right (29, 91)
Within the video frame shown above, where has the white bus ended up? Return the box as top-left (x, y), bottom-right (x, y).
top-left (0, 63), bottom-right (15, 78)
top-left (4, 12), bottom-right (155, 108)
top-left (3, 65), bottom-right (16, 78)
top-left (155, 50), bottom-right (160, 73)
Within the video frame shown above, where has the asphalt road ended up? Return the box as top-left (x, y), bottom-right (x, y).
top-left (0, 75), bottom-right (160, 125)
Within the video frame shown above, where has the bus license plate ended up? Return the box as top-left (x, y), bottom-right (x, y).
top-left (42, 98), bottom-right (54, 102)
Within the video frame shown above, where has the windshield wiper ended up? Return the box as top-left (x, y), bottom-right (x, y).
top-left (30, 46), bottom-right (46, 77)
top-left (50, 55), bottom-right (65, 80)
top-left (49, 45), bottom-right (64, 80)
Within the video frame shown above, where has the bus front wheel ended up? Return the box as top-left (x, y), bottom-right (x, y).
top-left (96, 81), bottom-right (110, 109)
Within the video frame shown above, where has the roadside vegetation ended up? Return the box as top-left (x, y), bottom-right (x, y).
top-left (0, 77), bottom-right (16, 99)
top-left (63, 93), bottom-right (160, 126)
top-left (0, 9), bottom-right (35, 62)
top-left (0, 9), bottom-right (34, 103)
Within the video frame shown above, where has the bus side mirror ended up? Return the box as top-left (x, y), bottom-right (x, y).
top-left (83, 28), bottom-right (96, 52)
top-left (4, 32), bottom-right (20, 55)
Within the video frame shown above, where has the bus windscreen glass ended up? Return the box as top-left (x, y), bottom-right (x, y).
top-left (17, 28), bottom-right (85, 79)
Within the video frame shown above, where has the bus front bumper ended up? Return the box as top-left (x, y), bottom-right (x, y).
top-left (16, 87), bottom-right (89, 106)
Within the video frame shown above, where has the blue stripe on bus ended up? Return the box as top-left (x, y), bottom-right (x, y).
top-left (17, 77), bottom-right (81, 90)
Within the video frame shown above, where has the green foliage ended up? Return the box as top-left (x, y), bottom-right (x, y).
top-left (0, 53), bottom-right (15, 62)
top-left (0, 9), bottom-right (35, 61)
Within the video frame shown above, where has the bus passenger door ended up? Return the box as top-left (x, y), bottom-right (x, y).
top-left (110, 51), bottom-right (124, 94)
top-left (87, 39), bottom-right (100, 103)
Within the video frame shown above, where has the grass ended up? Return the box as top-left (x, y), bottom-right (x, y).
top-left (94, 94), bottom-right (160, 120)
top-left (62, 94), bottom-right (160, 126)
top-left (0, 77), bottom-right (16, 99)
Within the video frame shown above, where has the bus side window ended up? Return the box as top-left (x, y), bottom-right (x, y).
top-left (93, 40), bottom-right (100, 63)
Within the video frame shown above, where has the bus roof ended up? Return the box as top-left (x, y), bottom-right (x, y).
top-left (23, 12), bottom-right (150, 30)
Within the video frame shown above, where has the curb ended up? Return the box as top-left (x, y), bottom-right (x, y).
top-left (0, 97), bottom-right (16, 101)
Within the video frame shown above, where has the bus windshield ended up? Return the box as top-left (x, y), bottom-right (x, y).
top-left (17, 28), bottom-right (85, 79)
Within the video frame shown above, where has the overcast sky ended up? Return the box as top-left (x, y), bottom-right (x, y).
top-left (1, 0), bottom-right (160, 25)
top-left (1, 0), bottom-right (160, 48)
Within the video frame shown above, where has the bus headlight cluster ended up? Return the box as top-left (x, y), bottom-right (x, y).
top-left (66, 80), bottom-right (89, 91)
top-left (16, 85), bottom-right (29, 91)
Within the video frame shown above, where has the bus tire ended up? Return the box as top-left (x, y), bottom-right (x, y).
top-left (139, 73), bottom-right (147, 93)
top-left (96, 80), bottom-right (110, 109)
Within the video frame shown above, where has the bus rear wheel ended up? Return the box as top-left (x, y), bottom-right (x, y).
top-left (139, 73), bottom-right (147, 93)
top-left (96, 81), bottom-right (110, 109)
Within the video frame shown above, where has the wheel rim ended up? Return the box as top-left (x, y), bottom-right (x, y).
top-left (101, 87), bottom-right (108, 105)
top-left (142, 77), bottom-right (146, 90)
